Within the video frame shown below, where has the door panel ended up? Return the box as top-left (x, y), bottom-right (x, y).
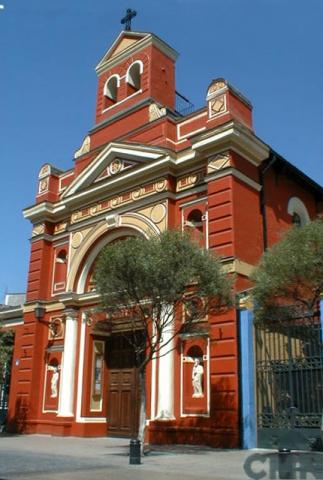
top-left (106, 335), bottom-right (139, 437)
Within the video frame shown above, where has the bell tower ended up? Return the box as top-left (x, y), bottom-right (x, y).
top-left (94, 31), bottom-right (178, 125)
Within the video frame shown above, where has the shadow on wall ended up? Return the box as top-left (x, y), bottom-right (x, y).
top-left (6, 397), bottom-right (28, 434)
top-left (149, 377), bottom-right (239, 448)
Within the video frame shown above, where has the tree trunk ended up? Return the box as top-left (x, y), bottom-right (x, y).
top-left (137, 368), bottom-right (146, 455)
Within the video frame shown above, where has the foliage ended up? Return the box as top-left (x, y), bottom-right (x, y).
top-left (252, 219), bottom-right (323, 324)
top-left (95, 229), bottom-right (232, 365)
top-left (94, 229), bottom-right (232, 446)
top-left (0, 328), bottom-right (14, 375)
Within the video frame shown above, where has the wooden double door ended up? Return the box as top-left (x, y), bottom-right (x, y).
top-left (106, 335), bottom-right (140, 437)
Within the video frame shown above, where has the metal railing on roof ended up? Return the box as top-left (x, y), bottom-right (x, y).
top-left (175, 91), bottom-right (194, 117)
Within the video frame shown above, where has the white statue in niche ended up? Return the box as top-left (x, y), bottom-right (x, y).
top-left (48, 366), bottom-right (59, 398)
top-left (192, 358), bottom-right (204, 398)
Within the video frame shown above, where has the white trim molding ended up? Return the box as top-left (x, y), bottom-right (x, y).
top-left (287, 196), bottom-right (310, 226)
top-left (191, 121), bottom-right (269, 167)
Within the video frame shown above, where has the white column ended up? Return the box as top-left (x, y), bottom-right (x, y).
top-left (58, 309), bottom-right (78, 417)
top-left (76, 312), bottom-right (86, 422)
top-left (156, 305), bottom-right (175, 419)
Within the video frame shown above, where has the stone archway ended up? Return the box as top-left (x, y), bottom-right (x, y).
top-left (67, 211), bottom-right (160, 294)
top-left (66, 219), bottom-right (156, 437)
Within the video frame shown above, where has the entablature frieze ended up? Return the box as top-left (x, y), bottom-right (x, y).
top-left (24, 123), bottom-right (269, 228)
top-left (70, 177), bottom-right (168, 225)
top-left (23, 292), bottom-right (100, 315)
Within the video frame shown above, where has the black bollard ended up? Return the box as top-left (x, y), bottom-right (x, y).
top-left (129, 438), bottom-right (141, 465)
top-left (278, 448), bottom-right (292, 479)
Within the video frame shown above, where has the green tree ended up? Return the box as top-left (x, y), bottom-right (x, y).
top-left (94, 229), bottom-right (232, 451)
top-left (252, 219), bottom-right (323, 324)
top-left (0, 327), bottom-right (14, 414)
top-left (0, 329), bottom-right (14, 369)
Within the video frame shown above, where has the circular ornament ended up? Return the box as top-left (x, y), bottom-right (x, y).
top-left (49, 318), bottom-right (63, 338)
top-left (110, 197), bottom-right (119, 208)
top-left (131, 189), bottom-right (142, 201)
top-left (189, 174), bottom-right (198, 185)
top-left (90, 205), bottom-right (98, 216)
top-left (150, 204), bottom-right (166, 223)
top-left (39, 164), bottom-right (51, 179)
top-left (155, 179), bottom-right (167, 192)
top-left (109, 159), bottom-right (122, 175)
top-left (39, 178), bottom-right (49, 193)
top-left (71, 231), bottom-right (83, 249)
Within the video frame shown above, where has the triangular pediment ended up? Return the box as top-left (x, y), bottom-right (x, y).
top-left (95, 31), bottom-right (149, 73)
top-left (62, 142), bottom-right (167, 199)
top-left (110, 36), bottom-right (142, 58)
top-left (95, 31), bottom-right (178, 75)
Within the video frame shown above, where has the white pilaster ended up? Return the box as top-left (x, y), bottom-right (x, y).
top-left (58, 309), bottom-right (78, 417)
top-left (156, 305), bottom-right (175, 419)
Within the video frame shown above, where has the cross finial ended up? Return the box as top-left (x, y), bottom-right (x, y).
top-left (121, 8), bottom-right (137, 31)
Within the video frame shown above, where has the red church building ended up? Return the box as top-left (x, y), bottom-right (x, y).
top-left (5, 28), bottom-right (323, 449)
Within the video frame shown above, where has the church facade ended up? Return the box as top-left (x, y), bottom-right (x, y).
top-left (6, 30), bottom-right (323, 448)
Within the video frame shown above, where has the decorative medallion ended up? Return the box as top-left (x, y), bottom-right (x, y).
top-left (111, 196), bottom-right (120, 208)
top-left (109, 158), bottom-right (122, 175)
top-left (210, 95), bottom-right (226, 116)
top-left (150, 204), bottom-right (166, 224)
top-left (207, 80), bottom-right (226, 97)
top-left (90, 205), bottom-right (98, 216)
top-left (38, 178), bottom-right (49, 194)
top-left (207, 152), bottom-right (230, 174)
top-left (32, 224), bottom-right (45, 237)
top-left (54, 222), bottom-right (68, 234)
top-left (155, 179), bottom-right (167, 192)
top-left (70, 178), bottom-right (169, 224)
top-left (38, 164), bottom-right (51, 179)
top-left (71, 212), bottom-right (80, 223)
top-left (71, 231), bottom-right (83, 249)
top-left (48, 317), bottom-right (64, 340)
top-left (176, 171), bottom-right (203, 192)
top-left (131, 188), bottom-right (142, 200)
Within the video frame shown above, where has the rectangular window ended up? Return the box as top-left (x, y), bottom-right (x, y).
top-left (90, 341), bottom-right (105, 412)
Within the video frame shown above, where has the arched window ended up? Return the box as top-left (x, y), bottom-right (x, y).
top-left (184, 209), bottom-right (204, 246)
top-left (53, 249), bottom-right (67, 293)
top-left (292, 212), bottom-right (302, 227)
top-left (187, 209), bottom-right (203, 229)
top-left (56, 250), bottom-right (67, 264)
top-left (126, 61), bottom-right (143, 96)
top-left (287, 197), bottom-right (310, 227)
top-left (103, 75), bottom-right (119, 109)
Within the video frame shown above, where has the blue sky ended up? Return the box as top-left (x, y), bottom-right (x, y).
top-left (1, 0), bottom-right (323, 299)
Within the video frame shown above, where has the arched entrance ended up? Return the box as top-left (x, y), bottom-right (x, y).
top-left (72, 225), bottom-right (150, 438)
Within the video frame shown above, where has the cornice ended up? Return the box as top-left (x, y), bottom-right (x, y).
top-left (23, 201), bottom-right (66, 224)
top-left (58, 291), bottom-right (100, 308)
top-left (0, 307), bottom-right (23, 322)
top-left (191, 121), bottom-right (269, 166)
top-left (222, 258), bottom-right (255, 277)
top-left (90, 98), bottom-right (151, 134)
top-left (205, 167), bottom-right (261, 191)
top-left (23, 124), bottom-right (268, 225)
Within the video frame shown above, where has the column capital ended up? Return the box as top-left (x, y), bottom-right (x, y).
top-left (58, 292), bottom-right (81, 309)
top-left (64, 308), bottom-right (79, 321)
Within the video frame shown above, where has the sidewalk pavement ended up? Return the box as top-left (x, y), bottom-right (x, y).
top-left (0, 434), bottom-right (322, 480)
